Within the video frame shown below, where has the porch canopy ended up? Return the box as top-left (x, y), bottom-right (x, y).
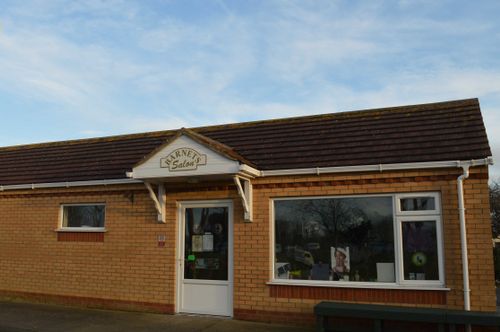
top-left (128, 128), bottom-right (259, 222)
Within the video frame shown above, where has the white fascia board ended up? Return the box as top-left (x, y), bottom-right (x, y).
top-left (1, 157), bottom-right (493, 192)
top-left (238, 164), bottom-right (261, 178)
top-left (260, 157), bottom-right (494, 177)
top-left (0, 178), bottom-right (142, 192)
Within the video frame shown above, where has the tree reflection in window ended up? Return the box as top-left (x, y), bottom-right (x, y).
top-left (63, 205), bottom-right (105, 228)
top-left (274, 197), bottom-right (394, 282)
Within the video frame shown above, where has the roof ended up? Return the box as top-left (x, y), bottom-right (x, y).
top-left (0, 98), bottom-right (492, 186)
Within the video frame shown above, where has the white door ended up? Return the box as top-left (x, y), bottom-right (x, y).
top-left (177, 201), bottom-right (233, 316)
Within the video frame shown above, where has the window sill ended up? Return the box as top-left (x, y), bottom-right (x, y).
top-left (55, 228), bottom-right (107, 233)
top-left (267, 280), bottom-right (449, 291)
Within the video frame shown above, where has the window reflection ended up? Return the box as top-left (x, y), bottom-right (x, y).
top-left (184, 207), bottom-right (228, 281)
top-left (402, 221), bottom-right (439, 280)
top-left (63, 205), bottom-right (105, 228)
top-left (401, 197), bottom-right (435, 211)
top-left (274, 197), bottom-right (394, 282)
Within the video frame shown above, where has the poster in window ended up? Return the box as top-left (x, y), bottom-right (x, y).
top-left (331, 247), bottom-right (350, 280)
top-left (202, 233), bottom-right (214, 252)
top-left (192, 235), bottom-right (203, 252)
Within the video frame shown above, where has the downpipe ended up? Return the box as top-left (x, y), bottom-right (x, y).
top-left (457, 165), bottom-right (471, 310)
top-left (457, 165), bottom-right (471, 331)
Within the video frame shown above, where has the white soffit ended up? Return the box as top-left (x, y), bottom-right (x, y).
top-left (132, 135), bottom-right (241, 179)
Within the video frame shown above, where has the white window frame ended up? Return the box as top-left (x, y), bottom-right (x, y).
top-left (396, 192), bottom-right (440, 216)
top-left (395, 215), bottom-right (444, 287)
top-left (57, 203), bottom-right (106, 232)
top-left (269, 192), bottom-right (445, 290)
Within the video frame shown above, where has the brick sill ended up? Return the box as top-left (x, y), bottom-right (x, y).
top-left (56, 230), bottom-right (106, 242)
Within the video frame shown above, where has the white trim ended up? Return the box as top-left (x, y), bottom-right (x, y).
top-left (0, 157), bottom-right (493, 192)
top-left (182, 279), bottom-right (229, 286)
top-left (55, 228), bottom-right (106, 233)
top-left (269, 199), bottom-right (276, 283)
top-left (395, 193), bottom-right (444, 286)
top-left (238, 164), bottom-right (261, 178)
top-left (392, 193), bottom-right (402, 286)
top-left (0, 178), bottom-right (142, 191)
top-left (176, 200), bottom-right (234, 317)
top-left (267, 280), bottom-right (450, 291)
top-left (396, 215), bottom-right (444, 287)
top-left (260, 157), bottom-right (493, 177)
top-left (271, 192), bottom-right (395, 202)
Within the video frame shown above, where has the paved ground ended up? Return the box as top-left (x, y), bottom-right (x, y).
top-left (0, 301), bottom-right (313, 332)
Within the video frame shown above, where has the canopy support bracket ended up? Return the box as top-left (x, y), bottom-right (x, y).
top-left (233, 176), bottom-right (253, 222)
top-left (145, 182), bottom-right (166, 223)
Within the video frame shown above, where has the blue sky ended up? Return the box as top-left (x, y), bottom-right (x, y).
top-left (1, 0), bottom-right (499, 177)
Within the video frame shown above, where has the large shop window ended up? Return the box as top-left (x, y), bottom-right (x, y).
top-left (273, 193), bottom-right (443, 287)
top-left (60, 204), bottom-right (106, 231)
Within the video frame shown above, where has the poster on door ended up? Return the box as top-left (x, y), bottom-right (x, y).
top-left (202, 233), bottom-right (213, 252)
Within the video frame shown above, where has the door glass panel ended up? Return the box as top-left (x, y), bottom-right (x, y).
top-left (184, 207), bottom-right (228, 281)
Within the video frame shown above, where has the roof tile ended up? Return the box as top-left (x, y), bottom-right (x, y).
top-left (0, 98), bottom-right (491, 185)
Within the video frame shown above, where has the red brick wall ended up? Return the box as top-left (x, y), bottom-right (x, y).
top-left (0, 166), bottom-right (495, 326)
top-left (231, 167), bottom-right (495, 324)
top-left (0, 185), bottom-right (174, 309)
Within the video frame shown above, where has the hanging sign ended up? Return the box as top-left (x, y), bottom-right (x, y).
top-left (160, 148), bottom-right (207, 171)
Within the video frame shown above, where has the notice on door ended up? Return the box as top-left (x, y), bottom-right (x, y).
top-left (192, 235), bottom-right (203, 252)
top-left (202, 233), bottom-right (213, 252)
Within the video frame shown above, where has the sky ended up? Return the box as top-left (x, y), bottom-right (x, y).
top-left (0, 0), bottom-right (499, 177)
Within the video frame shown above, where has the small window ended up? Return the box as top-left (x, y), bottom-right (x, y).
top-left (61, 204), bottom-right (105, 230)
top-left (401, 197), bottom-right (435, 211)
top-left (397, 193), bottom-right (440, 215)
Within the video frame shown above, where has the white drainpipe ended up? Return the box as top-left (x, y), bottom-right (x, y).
top-left (457, 165), bottom-right (471, 312)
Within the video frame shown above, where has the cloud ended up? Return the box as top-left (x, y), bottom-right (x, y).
top-left (0, 0), bottom-right (499, 181)
top-left (0, 24), bottom-right (132, 107)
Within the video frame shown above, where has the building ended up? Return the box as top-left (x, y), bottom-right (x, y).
top-left (0, 98), bottom-right (495, 326)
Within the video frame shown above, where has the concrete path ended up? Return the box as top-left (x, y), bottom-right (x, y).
top-left (0, 301), bottom-right (313, 332)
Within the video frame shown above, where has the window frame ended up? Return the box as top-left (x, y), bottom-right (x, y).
top-left (58, 203), bottom-right (107, 232)
top-left (270, 192), bottom-right (445, 289)
top-left (395, 215), bottom-right (444, 287)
